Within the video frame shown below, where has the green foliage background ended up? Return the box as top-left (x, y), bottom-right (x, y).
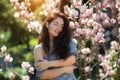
top-left (0, 0), bottom-right (40, 79)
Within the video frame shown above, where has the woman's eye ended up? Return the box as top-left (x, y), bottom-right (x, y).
top-left (54, 23), bottom-right (58, 26)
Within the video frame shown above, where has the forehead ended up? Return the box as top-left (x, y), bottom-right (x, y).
top-left (53, 17), bottom-right (64, 23)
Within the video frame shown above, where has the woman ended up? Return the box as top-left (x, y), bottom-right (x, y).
top-left (34, 12), bottom-right (77, 80)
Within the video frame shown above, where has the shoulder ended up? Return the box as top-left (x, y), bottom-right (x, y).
top-left (34, 43), bottom-right (43, 54)
top-left (70, 38), bottom-right (77, 46)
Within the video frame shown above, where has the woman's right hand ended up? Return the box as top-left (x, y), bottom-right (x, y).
top-left (63, 66), bottom-right (76, 74)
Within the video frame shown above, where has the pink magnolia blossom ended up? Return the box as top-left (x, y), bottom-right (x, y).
top-left (108, 70), bottom-right (115, 77)
top-left (99, 72), bottom-right (104, 79)
top-left (86, 29), bottom-right (93, 39)
top-left (9, 72), bottom-right (15, 80)
top-left (21, 62), bottom-right (31, 69)
top-left (117, 59), bottom-right (120, 67)
top-left (22, 76), bottom-right (30, 80)
top-left (81, 29), bottom-right (86, 35)
top-left (80, 4), bottom-right (87, 13)
top-left (110, 18), bottom-right (116, 24)
top-left (105, 54), bottom-right (112, 60)
top-left (92, 13), bottom-right (99, 21)
top-left (84, 8), bottom-right (93, 17)
top-left (94, 33), bottom-right (104, 42)
top-left (10, 0), bottom-right (18, 3)
top-left (14, 12), bottom-right (20, 18)
top-left (100, 62), bottom-right (109, 72)
top-left (89, 0), bottom-right (95, 3)
top-left (84, 66), bottom-right (91, 73)
top-left (4, 54), bottom-right (13, 63)
top-left (110, 41), bottom-right (119, 50)
top-left (1, 45), bottom-right (7, 53)
top-left (87, 19), bottom-right (94, 27)
top-left (19, 2), bottom-right (26, 10)
top-left (74, 22), bottom-right (79, 28)
top-left (27, 21), bottom-right (42, 33)
top-left (98, 54), bottom-right (104, 62)
top-left (81, 48), bottom-right (91, 55)
top-left (75, 28), bottom-right (81, 36)
top-left (79, 18), bottom-right (87, 25)
top-left (100, 12), bottom-right (107, 20)
top-left (69, 9), bottom-right (79, 19)
top-left (64, 5), bottom-right (70, 15)
top-left (20, 10), bottom-right (29, 19)
top-left (73, 0), bottom-right (82, 8)
top-left (98, 28), bottom-right (105, 33)
top-left (103, 19), bottom-right (110, 26)
top-left (96, 2), bottom-right (101, 9)
top-left (28, 67), bottom-right (34, 74)
top-left (14, 2), bottom-right (20, 10)
top-left (70, 21), bottom-right (75, 29)
top-left (102, 1), bottom-right (108, 8)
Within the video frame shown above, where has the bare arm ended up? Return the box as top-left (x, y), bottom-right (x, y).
top-left (35, 55), bottom-right (76, 70)
top-left (39, 66), bottom-right (75, 79)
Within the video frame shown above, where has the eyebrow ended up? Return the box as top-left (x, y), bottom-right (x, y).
top-left (54, 21), bottom-right (63, 25)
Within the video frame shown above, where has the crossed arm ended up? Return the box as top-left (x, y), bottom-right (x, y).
top-left (34, 44), bottom-right (76, 79)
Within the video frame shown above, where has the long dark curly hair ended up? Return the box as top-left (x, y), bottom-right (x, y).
top-left (38, 12), bottom-right (72, 59)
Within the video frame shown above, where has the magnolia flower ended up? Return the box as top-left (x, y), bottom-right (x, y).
top-left (98, 54), bottom-right (104, 62)
top-left (80, 4), bottom-right (87, 13)
top-left (108, 70), bottom-right (115, 77)
top-left (94, 33), bottom-right (104, 42)
top-left (0, 69), bottom-right (3, 72)
top-left (19, 2), bottom-right (26, 10)
top-left (92, 13), bottom-right (98, 21)
top-left (102, 1), bottom-right (108, 8)
top-left (27, 21), bottom-right (42, 33)
top-left (72, 0), bottom-right (82, 7)
top-left (10, 0), bottom-right (18, 3)
top-left (81, 48), bottom-right (91, 55)
top-left (20, 10), bottom-right (29, 19)
top-left (99, 72), bottom-right (104, 79)
top-left (100, 62), bottom-right (109, 72)
top-left (84, 66), bottom-right (91, 73)
top-left (110, 18), bottom-right (116, 24)
top-left (70, 21), bottom-right (75, 29)
top-left (21, 62), bottom-right (31, 69)
top-left (64, 5), bottom-right (70, 15)
top-left (4, 54), bottom-right (13, 63)
top-left (69, 9), bottom-right (79, 19)
top-left (84, 8), bottom-right (93, 17)
top-left (9, 72), bottom-right (15, 80)
top-left (14, 12), bottom-right (20, 18)
top-left (86, 29), bottom-right (93, 39)
top-left (1, 45), bottom-right (7, 53)
top-left (89, 0), bottom-right (95, 3)
top-left (105, 54), bottom-right (112, 60)
top-left (22, 76), bottom-right (30, 80)
top-left (117, 59), bottom-right (120, 67)
top-left (100, 12), bottom-right (107, 20)
top-left (28, 67), bottom-right (34, 74)
top-left (14, 2), bottom-right (20, 9)
top-left (87, 19), bottom-right (94, 27)
top-left (110, 41), bottom-right (119, 50)
top-left (75, 28), bottom-right (81, 36)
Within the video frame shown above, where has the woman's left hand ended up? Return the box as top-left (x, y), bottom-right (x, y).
top-left (35, 60), bottom-right (51, 70)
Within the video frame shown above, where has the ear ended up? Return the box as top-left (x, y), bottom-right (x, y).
top-left (46, 22), bottom-right (49, 28)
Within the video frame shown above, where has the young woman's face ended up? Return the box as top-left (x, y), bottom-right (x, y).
top-left (47, 17), bottom-right (64, 38)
